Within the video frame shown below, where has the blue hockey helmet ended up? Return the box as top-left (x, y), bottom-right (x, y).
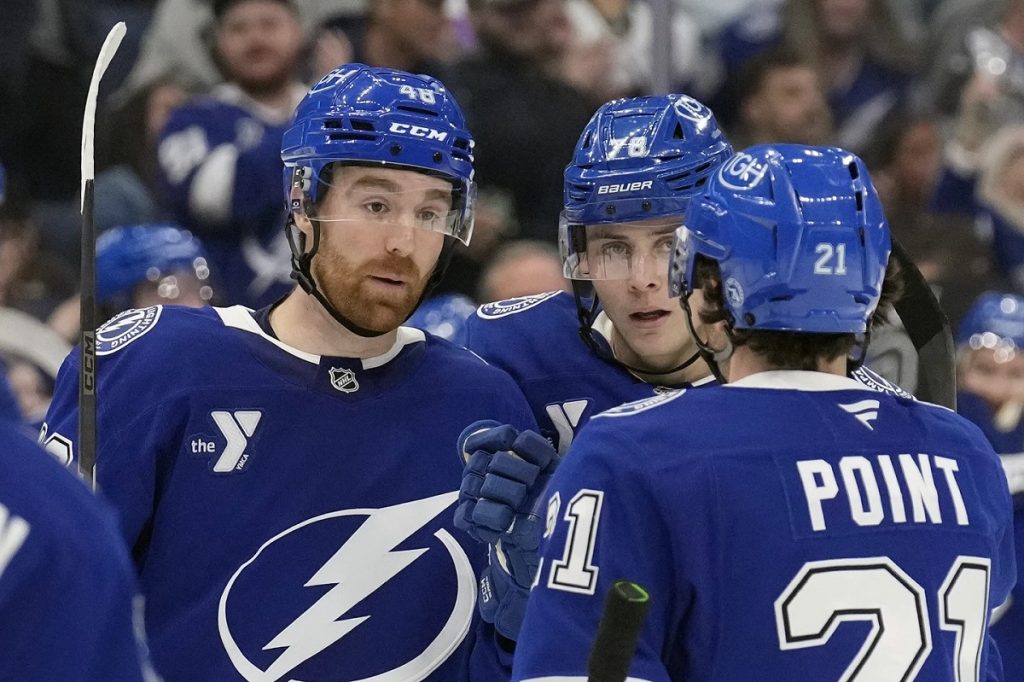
top-left (958, 292), bottom-right (1024, 361)
top-left (96, 224), bottom-right (212, 310)
top-left (281, 63), bottom-right (476, 245)
top-left (669, 144), bottom-right (891, 334)
top-left (560, 94), bottom-right (732, 280)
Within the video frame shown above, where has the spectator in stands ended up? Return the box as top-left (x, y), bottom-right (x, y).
top-left (714, 0), bottom-right (917, 152)
top-left (444, 0), bottom-right (593, 244)
top-left (477, 239), bottom-right (570, 302)
top-left (924, 0), bottom-right (1024, 120)
top-left (734, 47), bottom-right (833, 147)
top-left (562, 0), bottom-right (704, 101)
top-left (155, 0), bottom-right (304, 307)
top-left (311, 0), bottom-right (455, 80)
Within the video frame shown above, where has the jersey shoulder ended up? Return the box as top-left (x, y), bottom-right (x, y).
top-left (0, 421), bottom-right (122, 556)
top-left (420, 331), bottom-right (532, 397)
top-left (465, 291), bottom-right (582, 368)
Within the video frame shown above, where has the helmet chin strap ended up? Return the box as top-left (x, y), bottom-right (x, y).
top-left (679, 291), bottom-right (730, 384)
top-left (285, 193), bottom-right (455, 340)
top-left (286, 212), bottom-right (390, 338)
top-left (571, 281), bottom-right (703, 382)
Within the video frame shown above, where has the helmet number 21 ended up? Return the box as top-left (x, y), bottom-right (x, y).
top-left (814, 243), bottom-right (847, 276)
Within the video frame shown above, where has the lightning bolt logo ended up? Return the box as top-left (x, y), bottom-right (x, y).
top-left (220, 492), bottom-right (463, 682)
top-left (101, 312), bottom-right (145, 333)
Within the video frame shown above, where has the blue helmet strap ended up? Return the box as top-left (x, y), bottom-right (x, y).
top-left (571, 280), bottom-right (703, 381)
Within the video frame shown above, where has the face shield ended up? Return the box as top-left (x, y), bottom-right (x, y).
top-left (558, 204), bottom-right (685, 281)
top-left (294, 161), bottom-right (476, 246)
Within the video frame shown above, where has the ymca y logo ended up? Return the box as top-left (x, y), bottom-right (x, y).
top-left (190, 410), bottom-right (263, 473)
top-left (545, 399), bottom-right (590, 453)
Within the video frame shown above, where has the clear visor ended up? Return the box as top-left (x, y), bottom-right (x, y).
top-left (299, 163), bottom-right (476, 246)
top-left (558, 214), bottom-right (683, 280)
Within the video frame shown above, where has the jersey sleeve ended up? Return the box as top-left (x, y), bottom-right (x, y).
top-left (41, 314), bottom-right (186, 551)
top-left (511, 421), bottom-right (680, 682)
top-left (0, 444), bottom-right (154, 680)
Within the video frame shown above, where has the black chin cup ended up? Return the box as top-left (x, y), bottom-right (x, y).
top-left (571, 280), bottom-right (702, 381)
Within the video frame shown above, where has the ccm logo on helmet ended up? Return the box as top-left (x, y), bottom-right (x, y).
top-left (597, 181), bottom-right (653, 195)
top-left (388, 122), bottom-right (449, 141)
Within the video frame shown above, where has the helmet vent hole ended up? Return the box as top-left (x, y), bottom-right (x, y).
top-left (328, 132), bottom-right (375, 141)
top-left (397, 105), bottom-right (437, 117)
top-left (848, 161), bottom-right (860, 179)
top-left (673, 123), bottom-right (684, 139)
top-left (453, 137), bottom-right (471, 150)
top-left (744, 313), bottom-right (756, 325)
top-left (583, 132), bottom-right (593, 148)
top-left (350, 119), bottom-right (375, 131)
top-left (855, 191), bottom-right (864, 212)
top-left (323, 119), bottom-right (343, 129)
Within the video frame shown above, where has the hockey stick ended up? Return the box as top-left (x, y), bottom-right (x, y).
top-left (79, 22), bottom-right (127, 487)
top-left (889, 238), bottom-right (957, 410)
top-left (587, 580), bottom-right (652, 682)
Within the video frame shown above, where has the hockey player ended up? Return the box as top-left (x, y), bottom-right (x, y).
top-left (0, 418), bottom-right (156, 680)
top-left (464, 94), bottom-right (733, 457)
top-left (955, 292), bottom-right (1024, 679)
top-left (511, 144), bottom-right (1015, 681)
top-left (43, 65), bottom-right (536, 681)
top-left (454, 94), bottom-right (731, 641)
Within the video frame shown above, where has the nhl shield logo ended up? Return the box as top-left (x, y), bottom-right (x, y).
top-left (328, 367), bottom-right (360, 393)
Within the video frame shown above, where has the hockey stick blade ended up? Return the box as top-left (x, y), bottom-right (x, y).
top-left (587, 580), bottom-right (652, 682)
top-left (889, 239), bottom-right (956, 410)
top-left (79, 22), bottom-right (126, 485)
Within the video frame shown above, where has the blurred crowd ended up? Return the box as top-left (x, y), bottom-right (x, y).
top-left (2, 0), bottom-right (1024, 426)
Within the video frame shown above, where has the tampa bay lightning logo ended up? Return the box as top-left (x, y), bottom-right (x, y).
top-left (672, 95), bottom-right (712, 123)
top-left (96, 306), bottom-right (162, 356)
top-left (218, 492), bottom-right (476, 681)
top-left (595, 389), bottom-right (686, 418)
top-left (478, 291), bottom-right (561, 319)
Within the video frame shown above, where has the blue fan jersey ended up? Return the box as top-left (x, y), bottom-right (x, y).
top-left (513, 371), bottom-right (1015, 682)
top-left (156, 84), bottom-right (299, 307)
top-left (0, 418), bottom-right (154, 681)
top-left (43, 304), bottom-right (537, 681)
top-left (464, 292), bottom-right (715, 453)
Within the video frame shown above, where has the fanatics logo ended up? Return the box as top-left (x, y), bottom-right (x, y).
top-left (329, 367), bottom-right (360, 393)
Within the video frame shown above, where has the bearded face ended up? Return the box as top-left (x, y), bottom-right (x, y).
top-left (303, 166), bottom-right (450, 333)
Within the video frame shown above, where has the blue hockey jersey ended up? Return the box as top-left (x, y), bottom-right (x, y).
top-left (0, 418), bottom-right (154, 681)
top-left (513, 371), bottom-right (1015, 682)
top-left (156, 84), bottom-right (300, 307)
top-left (43, 304), bottom-right (537, 681)
top-left (464, 292), bottom-right (715, 453)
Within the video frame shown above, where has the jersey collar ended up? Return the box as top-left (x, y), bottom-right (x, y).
top-left (214, 305), bottom-right (426, 369)
top-left (727, 370), bottom-right (875, 392)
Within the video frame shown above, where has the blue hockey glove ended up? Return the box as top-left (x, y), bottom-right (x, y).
top-left (454, 420), bottom-right (559, 639)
